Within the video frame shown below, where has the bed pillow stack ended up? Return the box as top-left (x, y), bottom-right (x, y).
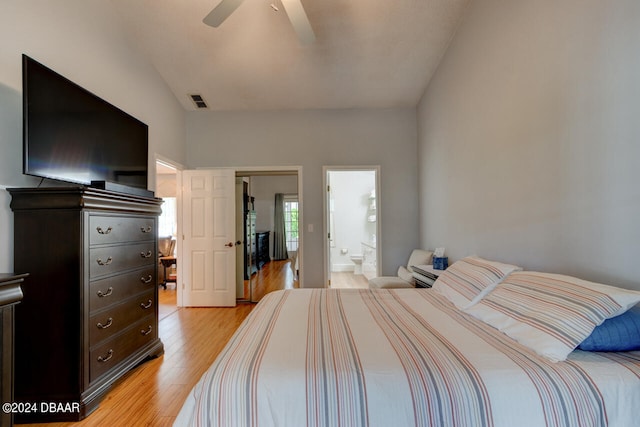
top-left (463, 271), bottom-right (640, 362)
top-left (434, 257), bottom-right (640, 361)
top-left (432, 256), bottom-right (521, 309)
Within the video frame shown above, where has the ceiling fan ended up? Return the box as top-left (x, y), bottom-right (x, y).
top-left (203, 0), bottom-right (315, 45)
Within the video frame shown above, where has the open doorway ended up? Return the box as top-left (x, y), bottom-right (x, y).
top-left (173, 165), bottom-right (303, 307)
top-left (155, 158), bottom-right (180, 319)
top-left (324, 167), bottom-right (380, 289)
top-left (235, 171), bottom-right (300, 303)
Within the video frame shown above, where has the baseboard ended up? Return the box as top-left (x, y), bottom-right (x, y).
top-left (331, 264), bottom-right (356, 273)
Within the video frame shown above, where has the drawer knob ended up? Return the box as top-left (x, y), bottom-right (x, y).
top-left (140, 299), bottom-right (153, 310)
top-left (97, 287), bottom-right (113, 298)
top-left (140, 226), bottom-right (152, 233)
top-left (96, 257), bottom-right (113, 266)
top-left (141, 325), bottom-right (153, 336)
top-left (96, 226), bottom-right (112, 235)
top-left (97, 317), bottom-right (113, 329)
top-left (140, 251), bottom-right (153, 258)
top-left (140, 275), bottom-right (153, 284)
top-left (97, 349), bottom-right (114, 363)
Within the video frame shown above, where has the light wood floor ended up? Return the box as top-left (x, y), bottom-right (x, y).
top-left (17, 260), bottom-right (296, 427)
top-left (248, 258), bottom-right (297, 301)
top-left (158, 285), bottom-right (179, 320)
top-left (330, 271), bottom-right (370, 289)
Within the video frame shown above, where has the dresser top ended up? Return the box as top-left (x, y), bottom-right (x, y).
top-left (8, 187), bottom-right (162, 215)
top-left (0, 273), bottom-right (29, 284)
top-left (0, 273), bottom-right (26, 306)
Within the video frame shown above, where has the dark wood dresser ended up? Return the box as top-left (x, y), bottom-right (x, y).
top-left (9, 187), bottom-right (164, 422)
top-left (256, 231), bottom-right (270, 269)
top-left (244, 210), bottom-right (257, 279)
top-left (0, 273), bottom-right (25, 427)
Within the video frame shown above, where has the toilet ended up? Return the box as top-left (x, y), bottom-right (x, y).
top-left (350, 254), bottom-right (364, 275)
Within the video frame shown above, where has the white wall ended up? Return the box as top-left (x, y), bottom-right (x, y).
top-left (329, 171), bottom-right (377, 272)
top-left (418, 0), bottom-right (640, 289)
top-left (0, 1), bottom-right (186, 272)
top-left (187, 108), bottom-right (420, 287)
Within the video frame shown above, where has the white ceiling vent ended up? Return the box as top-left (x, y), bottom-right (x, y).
top-left (189, 94), bottom-right (208, 109)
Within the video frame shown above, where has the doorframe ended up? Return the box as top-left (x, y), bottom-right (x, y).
top-left (153, 154), bottom-right (184, 305)
top-left (176, 165), bottom-right (304, 306)
top-left (322, 165), bottom-right (381, 288)
top-left (234, 165), bottom-right (304, 288)
top-left (153, 154), bottom-right (184, 195)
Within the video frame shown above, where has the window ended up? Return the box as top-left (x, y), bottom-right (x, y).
top-left (158, 197), bottom-right (177, 237)
top-left (283, 196), bottom-right (299, 252)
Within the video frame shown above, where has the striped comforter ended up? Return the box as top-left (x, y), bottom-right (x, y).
top-left (175, 289), bottom-right (640, 427)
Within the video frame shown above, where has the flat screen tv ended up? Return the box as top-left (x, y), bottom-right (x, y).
top-left (22, 55), bottom-right (149, 191)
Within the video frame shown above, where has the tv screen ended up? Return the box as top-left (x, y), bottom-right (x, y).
top-left (22, 55), bottom-right (148, 190)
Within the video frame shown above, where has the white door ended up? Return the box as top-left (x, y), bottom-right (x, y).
top-left (181, 169), bottom-right (236, 307)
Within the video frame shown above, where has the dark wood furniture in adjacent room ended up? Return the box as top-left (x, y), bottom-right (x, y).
top-left (244, 210), bottom-right (257, 279)
top-left (159, 256), bottom-right (177, 289)
top-left (256, 231), bottom-right (271, 270)
top-left (0, 273), bottom-right (26, 427)
top-left (9, 187), bottom-right (164, 423)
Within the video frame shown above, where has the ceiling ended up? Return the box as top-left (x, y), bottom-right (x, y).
top-left (108, 0), bottom-right (470, 112)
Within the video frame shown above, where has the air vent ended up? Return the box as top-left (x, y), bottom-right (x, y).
top-left (189, 94), bottom-right (208, 109)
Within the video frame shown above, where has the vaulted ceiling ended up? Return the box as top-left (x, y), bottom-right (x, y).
top-left (109, 0), bottom-right (470, 111)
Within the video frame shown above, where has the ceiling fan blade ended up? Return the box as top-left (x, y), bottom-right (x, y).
top-left (203, 0), bottom-right (246, 27)
top-left (280, 0), bottom-right (316, 45)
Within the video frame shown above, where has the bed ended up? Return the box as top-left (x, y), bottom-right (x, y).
top-left (174, 258), bottom-right (640, 427)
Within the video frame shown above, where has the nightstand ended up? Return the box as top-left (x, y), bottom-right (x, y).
top-left (410, 265), bottom-right (442, 288)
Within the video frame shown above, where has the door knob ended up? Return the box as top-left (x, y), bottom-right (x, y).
top-left (225, 242), bottom-right (234, 247)
top-left (236, 240), bottom-right (242, 245)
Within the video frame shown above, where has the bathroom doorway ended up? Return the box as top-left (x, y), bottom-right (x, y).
top-left (324, 167), bottom-right (380, 289)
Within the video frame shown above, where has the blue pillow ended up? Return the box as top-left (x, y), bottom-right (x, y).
top-left (578, 305), bottom-right (640, 352)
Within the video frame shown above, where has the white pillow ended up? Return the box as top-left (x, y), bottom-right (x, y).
top-left (464, 271), bottom-right (640, 362)
top-left (432, 256), bottom-right (521, 309)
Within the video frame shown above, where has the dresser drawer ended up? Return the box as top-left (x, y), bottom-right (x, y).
top-left (89, 215), bottom-right (156, 245)
top-left (89, 290), bottom-right (155, 345)
top-left (89, 266), bottom-right (155, 312)
top-left (90, 315), bottom-right (157, 383)
top-left (90, 242), bottom-right (156, 279)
